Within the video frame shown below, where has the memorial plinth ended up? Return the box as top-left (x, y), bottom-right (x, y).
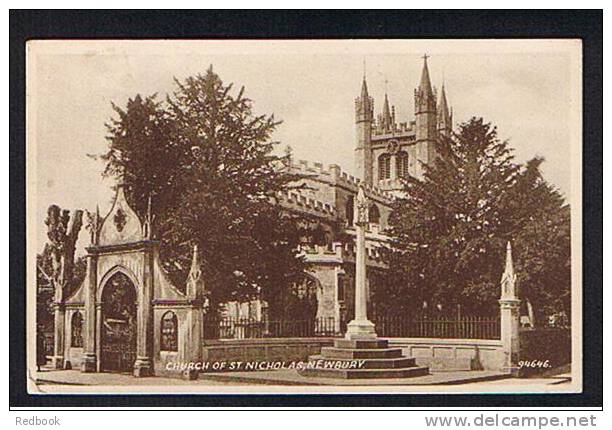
top-left (299, 338), bottom-right (429, 379)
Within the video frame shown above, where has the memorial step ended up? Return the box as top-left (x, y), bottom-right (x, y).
top-left (320, 346), bottom-right (404, 359)
top-left (308, 355), bottom-right (417, 369)
top-left (333, 339), bottom-right (389, 349)
top-left (298, 365), bottom-right (430, 379)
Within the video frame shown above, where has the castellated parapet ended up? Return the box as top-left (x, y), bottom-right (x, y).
top-left (301, 241), bottom-right (388, 270)
top-left (275, 188), bottom-right (337, 219)
top-left (288, 158), bottom-right (395, 204)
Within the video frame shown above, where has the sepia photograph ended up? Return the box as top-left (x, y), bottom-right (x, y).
top-left (24, 38), bottom-right (583, 396)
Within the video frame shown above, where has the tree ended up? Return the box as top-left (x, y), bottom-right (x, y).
top-left (383, 117), bottom-right (571, 322)
top-left (99, 67), bottom-right (308, 319)
top-left (37, 207), bottom-right (86, 336)
top-left (501, 157), bottom-right (571, 324)
top-left (43, 205), bottom-right (84, 302)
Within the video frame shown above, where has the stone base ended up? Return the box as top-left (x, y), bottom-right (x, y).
top-left (182, 369), bottom-right (200, 381)
top-left (345, 319), bottom-right (377, 340)
top-left (133, 358), bottom-right (153, 377)
top-left (502, 365), bottom-right (522, 377)
top-left (81, 354), bottom-right (97, 373)
top-left (50, 356), bottom-right (64, 370)
top-left (299, 338), bottom-right (429, 379)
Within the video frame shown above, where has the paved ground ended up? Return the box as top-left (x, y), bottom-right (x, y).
top-left (31, 368), bottom-right (572, 394)
top-left (198, 369), bottom-right (509, 386)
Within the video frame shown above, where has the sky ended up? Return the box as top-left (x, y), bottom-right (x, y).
top-left (27, 40), bottom-right (581, 253)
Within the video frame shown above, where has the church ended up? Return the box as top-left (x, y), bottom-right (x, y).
top-left (53, 56), bottom-right (453, 377)
top-left (225, 55), bottom-right (453, 328)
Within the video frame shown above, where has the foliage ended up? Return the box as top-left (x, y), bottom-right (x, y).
top-left (36, 244), bottom-right (86, 330)
top-left (503, 157), bottom-right (571, 322)
top-left (382, 118), bottom-right (571, 324)
top-left (44, 205), bottom-right (83, 295)
top-left (99, 66), bottom-right (309, 318)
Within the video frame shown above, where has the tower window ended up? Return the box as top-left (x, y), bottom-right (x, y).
top-left (369, 204), bottom-right (381, 225)
top-left (378, 154), bottom-right (391, 180)
top-left (161, 311), bottom-right (178, 351)
top-left (71, 311), bottom-right (83, 347)
top-left (396, 151), bottom-right (409, 179)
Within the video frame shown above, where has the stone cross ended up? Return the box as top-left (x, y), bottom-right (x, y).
top-left (345, 184), bottom-right (377, 340)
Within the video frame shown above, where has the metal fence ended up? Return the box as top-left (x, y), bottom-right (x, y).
top-left (374, 315), bottom-right (500, 340)
top-left (203, 314), bottom-right (500, 340)
top-left (203, 316), bottom-right (338, 340)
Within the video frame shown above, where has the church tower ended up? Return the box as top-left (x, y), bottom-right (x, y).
top-left (353, 55), bottom-right (450, 194)
top-left (355, 75), bottom-right (374, 186)
top-left (414, 55), bottom-right (438, 175)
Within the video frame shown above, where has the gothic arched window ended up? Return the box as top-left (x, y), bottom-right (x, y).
top-left (71, 312), bottom-right (83, 347)
top-left (369, 204), bottom-right (381, 225)
top-left (345, 196), bottom-right (354, 226)
top-left (378, 154), bottom-right (391, 180)
top-left (396, 151), bottom-right (409, 179)
top-left (161, 311), bottom-right (178, 351)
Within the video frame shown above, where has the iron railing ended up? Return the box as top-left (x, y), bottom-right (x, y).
top-left (203, 314), bottom-right (500, 340)
top-left (203, 316), bottom-right (338, 339)
top-left (374, 315), bottom-right (500, 340)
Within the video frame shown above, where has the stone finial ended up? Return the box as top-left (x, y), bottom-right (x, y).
top-left (186, 243), bottom-right (206, 300)
top-left (86, 205), bottom-right (101, 245)
top-left (437, 83), bottom-right (452, 134)
top-left (500, 241), bottom-right (517, 299)
top-left (143, 194), bottom-right (153, 239)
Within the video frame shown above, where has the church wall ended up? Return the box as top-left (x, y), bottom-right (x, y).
top-left (388, 338), bottom-right (505, 371)
top-left (308, 264), bottom-right (339, 322)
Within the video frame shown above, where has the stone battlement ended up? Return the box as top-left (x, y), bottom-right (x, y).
top-left (289, 159), bottom-right (394, 202)
top-left (301, 241), bottom-right (387, 267)
top-left (372, 120), bottom-right (416, 138)
top-left (276, 189), bottom-right (336, 218)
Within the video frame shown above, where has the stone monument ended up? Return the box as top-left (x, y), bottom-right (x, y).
top-left (300, 184), bottom-right (428, 379)
top-left (345, 184), bottom-right (377, 340)
top-left (499, 241), bottom-right (521, 376)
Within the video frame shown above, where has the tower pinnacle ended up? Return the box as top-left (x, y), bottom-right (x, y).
top-left (415, 54), bottom-right (437, 115)
top-left (414, 54), bottom-right (439, 173)
top-left (437, 83), bottom-right (452, 136)
top-left (419, 54), bottom-right (434, 97)
top-left (381, 92), bottom-right (392, 131)
top-left (361, 75), bottom-right (369, 99)
top-left (355, 73), bottom-right (374, 185)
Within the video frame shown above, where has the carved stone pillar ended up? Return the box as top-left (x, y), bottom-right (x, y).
top-left (499, 242), bottom-right (521, 376)
top-left (183, 302), bottom-right (204, 380)
top-left (182, 244), bottom-right (207, 380)
top-left (95, 303), bottom-right (102, 372)
top-left (499, 298), bottom-right (521, 375)
top-left (51, 303), bottom-right (65, 369)
top-left (81, 254), bottom-right (98, 372)
top-left (134, 248), bottom-right (154, 377)
top-left (345, 185), bottom-right (376, 340)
